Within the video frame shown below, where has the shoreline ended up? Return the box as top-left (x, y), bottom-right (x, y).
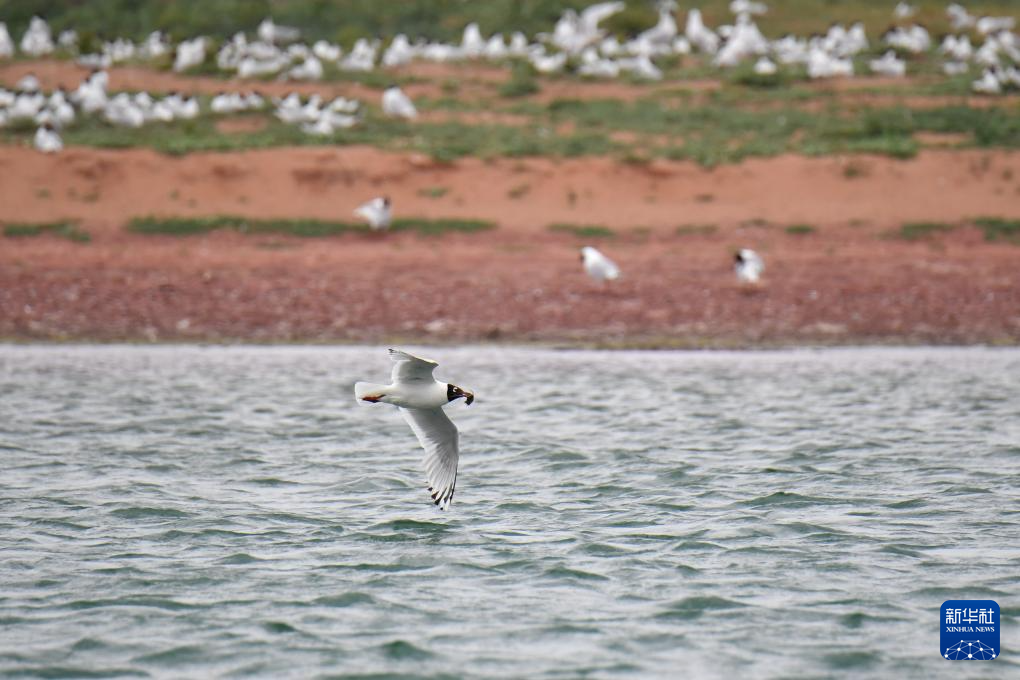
top-left (2, 335), bottom-right (1018, 349)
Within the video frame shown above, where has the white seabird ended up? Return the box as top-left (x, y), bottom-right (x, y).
top-left (0, 22), bottom-right (14, 58)
top-left (734, 248), bottom-right (765, 284)
top-left (894, 2), bottom-right (917, 20)
top-left (354, 196), bottom-right (392, 230)
top-left (580, 245), bottom-right (620, 283)
top-left (381, 85), bottom-right (417, 120)
top-left (355, 349), bottom-right (474, 510)
top-left (34, 123), bottom-right (63, 154)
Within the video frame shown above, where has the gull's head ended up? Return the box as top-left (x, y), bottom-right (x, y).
top-left (734, 251), bottom-right (745, 265)
top-left (447, 383), bottom-right (475, 405)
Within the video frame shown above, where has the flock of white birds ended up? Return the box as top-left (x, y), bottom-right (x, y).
top-left (1, 2), bottom-right (1018, 154)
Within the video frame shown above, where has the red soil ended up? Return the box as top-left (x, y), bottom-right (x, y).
top-left (2, 144), bottom-right (1019, 345)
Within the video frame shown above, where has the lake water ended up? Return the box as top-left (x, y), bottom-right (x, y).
top-left (1, 345), bottom-right (1018, 679)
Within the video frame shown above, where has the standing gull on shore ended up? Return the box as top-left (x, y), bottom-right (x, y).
top-left (354, 196), bottom-right (392, 230)
top-left (355, 349), bottom-right (474, 510)
top-left (581, 246), bottom-right (620, 283)
top-left (381, 85), bottom-right (417, 120)
top-left (735, 248), bottom-right (765, 284)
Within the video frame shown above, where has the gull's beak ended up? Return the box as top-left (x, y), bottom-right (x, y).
top-left (464, 391), bottom-right (475, 405)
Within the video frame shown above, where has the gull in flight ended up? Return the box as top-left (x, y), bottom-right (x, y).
top-left (580, 245), bottom-right (620, 283)
top-left (354, 196), bottom-right (392, 230)
top-left (734, 248), bottom-right (765, 284)
top-left (355, 349), bottom-right (474, 510)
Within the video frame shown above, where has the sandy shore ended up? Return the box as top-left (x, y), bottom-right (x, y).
top-left (1, 143), bottom-right (1018, 345)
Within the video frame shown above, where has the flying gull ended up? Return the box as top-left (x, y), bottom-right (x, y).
top-left (355, 349), bottom-right (474, 510)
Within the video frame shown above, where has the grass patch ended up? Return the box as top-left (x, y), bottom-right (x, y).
top-left (842, 161), bottom-right (868, 179)
top-left (3, 220), bottom-right (91, 243)
top-left (499, 62), bottom-right (540, 98)
top-left (785, 224), bottom-right (816, 236)
top-left (676, 224), bottom-right (718, 236)
top-left (8, 0), bottom-right (1020, 47)
top-left (507, 183), bottom-right (531, 199)
top-left (896, 221), bottom-right (956, 241)
top-left (129, 216), bottom-right (244, 235)
top-left (417, 186), bottom-right (449, 199)
top-left (973, 217), bottom-right (1020, 244)
top-left (129, 215), bottom-right (495, 237)
top-left (549, 223), bottom-right (615, 238)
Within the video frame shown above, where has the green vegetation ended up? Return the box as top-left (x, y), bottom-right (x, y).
top-left (785, 224), bottom-right (816, 236)
top-left (127, 215), bottom-right (494, 237)
top-left (973, 217), bottom-right (1020, 244)
top-left (3, 0), bottom-right (1016, 44)
top-left (500, 62), bottom-right (540, 99)
top-left (417, 186), bottom-right (449, 199)
top-left (842, 161), bottom-right (868, 179)
top-left (549, 223), bottom-right (615, 238)
top-left (2, 221), bottom-right (91, 243)
top-left (507, 183), bottom-right (531, 199)
top-left (897, 221), bottom-right (956, 240)
top-left (2, 87), bottom-right (1018, 166)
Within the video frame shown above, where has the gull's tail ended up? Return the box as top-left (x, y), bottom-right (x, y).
top-left (354, 381), bottom-right (387, 403)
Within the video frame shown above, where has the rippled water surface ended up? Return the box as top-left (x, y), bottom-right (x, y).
top-left (1, 345), bottom-right (1018, 679)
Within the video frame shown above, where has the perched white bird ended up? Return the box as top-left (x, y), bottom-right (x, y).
top-left (972, 68), bottom-right (1002, 94)
top-left (580, 246), bottom-right (620, 283)
top-left (340, 38), bottom-right (378, 72)
top-left (730, 1), bottom-right (768, 16)
top-left (20, 16), bottom-right (54, 57)
top-left (381, 85), bottom-right (417, 120)
top-left (173, 37), bottom-right (207, 72)
top-left (734, 248), bottom-right (764, 284)
top-left (210, 91), bottom-right (240, 114)
top-left (17, 73), bottom-right (41, 92)
top-left (312, 39), bottom-right (342, 62)
top-left (354, 196), bottom-right (392, 230)
top-left (686, 9), bottom-right (720, 54)
top-left (288, 55), bottom-right (323, 80)
top-left (34, 123), bottom-right (62, 153)
top-left (0, 22), bottom-right (14, 58)
top-left (530, 51), bottom-right (568, 74)
top-left (947, 4), bottom-right (976, 31)
top-left (461, 22), bottom-right (486, 58)
top-left (355, 349), bottom-right (474, 510)
top-left (976, 16), bottom-right (1015, 36)
top-left (894, 3), bottom-right (917, 20)
top-left (257, 18), bottom-right (300, 45)
top-left (753, 56), bottom-right (777, 75)
top-left (870, 50), bottom-right (906, 77)
top-left (383, 34), bottom-right (415, 67)
top-left (636, 1), bottom-right (678, 52)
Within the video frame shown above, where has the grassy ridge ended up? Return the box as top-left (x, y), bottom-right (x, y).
top-left (127, 215), bottom-right (496, 236)
top-left (2, 220), bottom-right (90, 242)
top-left (5, 98), bottom-right (1015, 166)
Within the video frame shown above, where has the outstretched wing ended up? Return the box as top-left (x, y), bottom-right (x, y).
top-left (389, 348), bottom-right (439, 383)
top-left (399, 407), bottom-right (459, 510)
